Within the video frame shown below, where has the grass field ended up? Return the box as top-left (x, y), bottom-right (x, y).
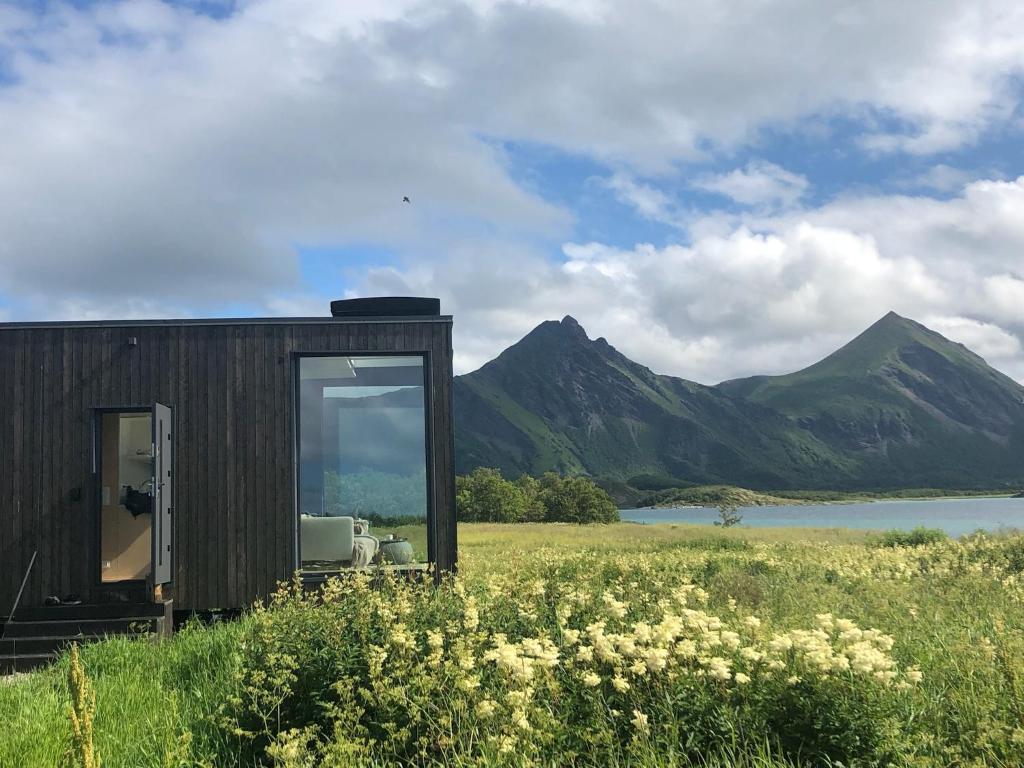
top-left (3, 522), bottom-right (1024, 767)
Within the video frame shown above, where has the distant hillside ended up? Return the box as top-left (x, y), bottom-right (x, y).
top-left (453, 316), bottom-right (852, 488)
top-left (454, 313), bottom-right (1024, 491)
top-left (719, 312), bottom-right (1024, 488)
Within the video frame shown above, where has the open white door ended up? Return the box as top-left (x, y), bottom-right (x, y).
top-left (151, 403), bottom-right (173, 586)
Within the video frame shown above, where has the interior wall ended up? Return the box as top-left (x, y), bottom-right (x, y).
top-left (100, 413), bottom-right (152, 582)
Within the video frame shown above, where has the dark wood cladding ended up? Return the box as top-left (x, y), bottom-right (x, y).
top-left (0, 318), bottom-right (456, 611)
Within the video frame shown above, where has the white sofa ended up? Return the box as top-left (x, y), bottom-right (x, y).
top-left (300, 514), bottom-right (379, 566)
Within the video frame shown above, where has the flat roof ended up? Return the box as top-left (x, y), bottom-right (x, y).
top-left (0, 315), bottom-right (452, 330)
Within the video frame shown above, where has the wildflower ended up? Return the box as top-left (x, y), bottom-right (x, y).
top-left (631, 709), bottom-right (650, 734)
top-left (513, 710), bottom-right (532, 732)
top-left (464, 598), bottom-right (480, 632)
top-left (426, 630), bottom-right (445, 650)
top-left (582, 671), bottom-right (601, 687)
top-left (645, 647), bottom-right (669, 673)
top-left (612, 674), bottom-right (630, 692)
top-left (457, 675), bottom-right (481, 692)
top-left (743, 616), bottom-right (761, 630)
top-left (476, 699), bottom-right (497, 718)
top-left (906, 667), bottom-right (923, 684)
top-left (734, 672), bottom-right (751, 684)
top-left (602, 591), bottom-right (628, 619)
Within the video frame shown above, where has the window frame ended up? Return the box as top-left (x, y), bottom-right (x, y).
top-left (291, 351), bottom-right (436, 575)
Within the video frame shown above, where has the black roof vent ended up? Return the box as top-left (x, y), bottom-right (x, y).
top-left (330, 296), bottom-right (441, 318)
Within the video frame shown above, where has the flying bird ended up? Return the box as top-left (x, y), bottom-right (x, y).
top-left (403, 196), bottom-right (411, 203)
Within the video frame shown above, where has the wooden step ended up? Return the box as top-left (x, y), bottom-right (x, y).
top-left (3, 616), bottom-right (163, 640)
top-left (14, 602), bottom-right (168, 622)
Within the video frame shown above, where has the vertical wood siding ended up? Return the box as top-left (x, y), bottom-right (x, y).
top-left (0, 319), bottom-right (456, 611)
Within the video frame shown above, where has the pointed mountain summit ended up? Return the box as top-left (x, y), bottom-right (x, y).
top-left (718, 312), bottom-right (1024, 487)
top-left (455, 312), bottom-right (1024, 491)
top-left (454, 316), bottom-right (850, 488)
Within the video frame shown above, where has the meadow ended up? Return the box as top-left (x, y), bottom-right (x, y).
top-left (3, 523), bottom-right (1024, 767)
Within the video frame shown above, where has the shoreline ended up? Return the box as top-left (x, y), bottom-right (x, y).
top-left (628, 490), bottom-right (1017, 511)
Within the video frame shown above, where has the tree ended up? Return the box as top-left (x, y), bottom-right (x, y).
top-left (456, 467), bottom-right (527, 522)
top-left (514, 474), bottom-right (547, 522)
top-left (713, 503), bottom-right (743, 528)
top-left (455, 468), bottom-right (619, 524)
top-left (537, 473), bottom-right (619, 524)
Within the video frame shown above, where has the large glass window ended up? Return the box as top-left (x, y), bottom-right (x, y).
top-left (298, 355), bottom-right (429, 571)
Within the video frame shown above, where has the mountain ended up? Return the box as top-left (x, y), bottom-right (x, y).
top-left (718, 311), bottom-right (1024, 488)
top-left (454, 316), bottom-right (854, 488)
top-left (454, 313), bottom-right (1024, 491)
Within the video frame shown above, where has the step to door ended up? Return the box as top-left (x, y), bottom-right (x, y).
top-left (14, 602), bottom-right (168, 622)
top-left (1, 602), bottom-right (173, 675)
top-left (3, 616), bottom-right (162, 639)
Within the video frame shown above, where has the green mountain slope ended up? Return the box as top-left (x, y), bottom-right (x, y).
top-left (718, 312), bottom-right (1024, 487)
top-left (454, 316), bottom-right (854, 488)
top-left (454, 313), bottom-right (1024, 490)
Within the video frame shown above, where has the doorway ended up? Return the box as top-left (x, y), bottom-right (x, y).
top-left (95, 404), bottom-right (174, 589)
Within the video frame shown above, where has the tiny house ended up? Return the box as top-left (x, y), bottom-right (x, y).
top-left (0, 297), bottom-right (456, 619)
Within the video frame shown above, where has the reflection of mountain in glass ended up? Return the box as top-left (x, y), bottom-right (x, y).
top-left (323, 468), bottom-right (427, 519)
top-left (324, 386), bottom-right (428, 518)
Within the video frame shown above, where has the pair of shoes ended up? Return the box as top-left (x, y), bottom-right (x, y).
top-left (42, 594), bottom-right (83, 607)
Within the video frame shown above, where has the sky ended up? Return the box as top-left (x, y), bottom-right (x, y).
top-left (1, 0), bottom-right (1023, 383)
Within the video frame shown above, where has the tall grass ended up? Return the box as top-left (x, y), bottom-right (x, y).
top-left (2, 523), bottom-right (1023, 766)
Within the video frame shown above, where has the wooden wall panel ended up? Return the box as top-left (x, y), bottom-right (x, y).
top-left (0, 317), bottom-right (456, 612)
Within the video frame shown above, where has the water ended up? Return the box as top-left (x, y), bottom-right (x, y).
top-left (620, 496), bottom-right (1024, 537)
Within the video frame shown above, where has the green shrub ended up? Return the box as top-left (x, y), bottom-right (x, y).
top-left (870, 527), bottom-right (948, 548)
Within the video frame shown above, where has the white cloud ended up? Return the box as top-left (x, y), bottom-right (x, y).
top-left (693, 161), bottom-right (809, 209)
top-left (924, 316), bottom-right (1023, 365)
top-left (1, 0), bottom-right (1024, 385)
top-left (603, 174), bottom-right (679, 225)
top-left (897, 164), bottom-right (976, 193)
top-left (354, 176), bottom-right (1024, 384)
top-left (0, 0), bottom-right (1022, 314)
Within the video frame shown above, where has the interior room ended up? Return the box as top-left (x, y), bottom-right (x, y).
top-left (99, 412), bottom-right (153, 582)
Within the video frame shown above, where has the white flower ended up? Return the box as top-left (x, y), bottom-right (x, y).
top-left (476, 699), bottom-right (496, 718)
top-left (631, 709), bottom-right (650, 734)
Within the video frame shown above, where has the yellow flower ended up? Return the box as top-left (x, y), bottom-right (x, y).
top-left (612, 674), bottom-right (630, 692)
top-left (631, 709), bottom-right (650, 734)
top-left (582, 671), bottom-right (601, 687)
top-left (476, 699), bottom-right (496, 718)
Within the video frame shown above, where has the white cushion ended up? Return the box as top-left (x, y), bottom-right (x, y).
top-left (300, 515), bottom-right (354, 562)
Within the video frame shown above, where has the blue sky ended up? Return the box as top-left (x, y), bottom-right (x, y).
top-left (1, 0), bottom-right (1024, 382)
